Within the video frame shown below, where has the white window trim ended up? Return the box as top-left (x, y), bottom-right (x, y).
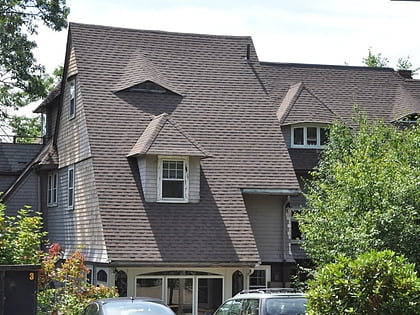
top-left (69, 77), bottom-right (76, 120)
top-left (291, 124), bottom-right (327, 149)
top-left (47, 171), bottom-right (58, 207)
top-left (157, 156), bottom-right (189, 203)
top-left (248, 266), bottom-right (271, 289)
top-left (68, 165), bottom-right (75, 210)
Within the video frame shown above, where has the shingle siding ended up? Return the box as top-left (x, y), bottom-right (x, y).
top-left (46, 159), bottom-right (107, 262)
top-left (4, 172), bottom-right (39, 215)
top-left (57, 46), bottom-right (91, 168)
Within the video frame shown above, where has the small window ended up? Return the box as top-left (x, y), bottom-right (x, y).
top-left (158, 157), bottom-right (189, 202)
top-left (249, 269), bottom-right (267, 289)
top-left (47, 171), bottom-right (58, 206)
top-left (68, 165), bottom-right (75, 209)
top-left (291, 125), bottom-right (328, 148)
top-left (97, 270), bottom-right (108, 282)
top-left (69, 78), bottom-right (76, 119)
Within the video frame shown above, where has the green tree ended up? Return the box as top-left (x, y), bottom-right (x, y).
top-left (362, 47), bottom-right (389, 67)
top-left (298, 112), bottom-right (420, 269)
top-left (0, 0), bottom-right (69, 116)
top-left (306, 250), bottom-right (420, 315)
top-left (396, 56), bottom-right (420, 76)
top-left (0, 201), bottom-right (46, 264)
top-left (7, 114), bottom-right (41, 143)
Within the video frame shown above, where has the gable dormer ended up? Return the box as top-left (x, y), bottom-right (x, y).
top-left (128, 113), bottom-right (209, 203)
top-left (277, 82), bottom-right (337, 148)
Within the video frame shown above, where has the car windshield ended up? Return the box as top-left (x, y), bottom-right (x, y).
top-left (264, 297), bottom-right (307, 315)
top-left (102, 301), bottom-right (174, 315)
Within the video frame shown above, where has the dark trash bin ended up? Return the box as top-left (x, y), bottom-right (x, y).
top-left (0, 265), bottom-right (40, 315)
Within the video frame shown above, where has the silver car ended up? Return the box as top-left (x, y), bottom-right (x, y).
top-left (80, 297), bottom-right (176, 315)
top-left (213, 288), bottom-right (307, 315)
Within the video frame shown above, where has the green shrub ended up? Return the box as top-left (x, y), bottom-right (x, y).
top-left (306, 250), bottom-right (420, 314)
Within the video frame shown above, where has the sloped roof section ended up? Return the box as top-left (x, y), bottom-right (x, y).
top-left (261, 62), bottom-right (420, 124)
top-left (277, 82), bottom-right (337, 125)
top-left (113, 48), bottom-right (183, 95)
top-left (391, 80), bottom-right (420, 121)
top-left (128, 113), bottom-right (209, 158)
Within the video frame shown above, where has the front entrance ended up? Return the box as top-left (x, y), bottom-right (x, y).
top-left (136, 271), bottom-right (223, 315)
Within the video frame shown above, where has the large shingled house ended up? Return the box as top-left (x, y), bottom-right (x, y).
top-left (1, 23), bottom-right (418, 315)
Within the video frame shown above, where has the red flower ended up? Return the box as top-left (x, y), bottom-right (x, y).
top-left (48, 243), bottom-right (61, 256)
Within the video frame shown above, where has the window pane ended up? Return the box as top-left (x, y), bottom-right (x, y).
top-left (320, 128), bottom-right (328, 145)
top-left (293, 128), bottom-right (304, 145)
top-left (167, 278), bottom-right (193, 315)
top-left (136, 278), bottom-right (163, 299)
top-left (306, 127), bottom-right (317, 145)
top-left (163, 160), bottom-right (184, 179)
top-left (242, 299), bottom-right (259, 315)
top-left (162, 180), bottom-right (184, 198)
top-left (249, 270), bottom-right (266, 288)
top-left (198, 278), bottom-right (223, 315)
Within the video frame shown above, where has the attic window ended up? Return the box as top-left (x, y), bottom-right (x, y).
top-left (291, 125), bottom-right (328, 148)
top-left (157, 156), bottom-right (189, 202)
top-left (129, 81), bottom-right (168, 94)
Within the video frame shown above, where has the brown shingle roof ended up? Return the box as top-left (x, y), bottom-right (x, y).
top-left (128, 113), bottom-right (209, 158)
top-left (69, 23), bottom-right (299, 264)
top-left (261, 62), bottom-right (420, 125)
top-left (277, 82), bottom-right (338, 125)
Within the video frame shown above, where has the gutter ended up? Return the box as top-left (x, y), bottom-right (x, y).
top-left (241, 188), bottom-right (301, 196)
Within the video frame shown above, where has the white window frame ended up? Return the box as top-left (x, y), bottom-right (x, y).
top-left (291, 124), bottom-right (328, 148)
top-left (248, 266), bottom-right (271, 289)
top-left (67, 165), bottom-right (75, 210)
top-left (47, 171), bottom-right (58, 207)
top-left (157, 156), bottom-right (189, 203)
top-left (69, 77), bottom-right (76, 119)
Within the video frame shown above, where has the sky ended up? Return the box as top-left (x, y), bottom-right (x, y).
top-left (22, 0), bottom-right (420, 114)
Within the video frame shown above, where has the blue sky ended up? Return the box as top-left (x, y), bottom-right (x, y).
top-left (32, 0), bottom-right (419, 82)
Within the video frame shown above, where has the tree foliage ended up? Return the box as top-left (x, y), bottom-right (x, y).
top-left (0, 0), bottom-right (69, 116)
top-left (38, 243), bottom-right (118, 315)
top-left (0, 202), bottom-right (46, 264)
top-left (7, 114), bottom-right (41, 142)
top-left (306, 250), bottom-right (420, 315)
top-left (298, 112), bottom-right (420, 269)
top-left (362, 48), bottom-right (389, 67)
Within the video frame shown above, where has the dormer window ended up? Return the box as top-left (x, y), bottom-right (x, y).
top-left (291, 125), bottom-right (328, 148)
top-left (157, 156), bottom-right (189, 202)
top-left (129, 81), bottom-right (168, 94)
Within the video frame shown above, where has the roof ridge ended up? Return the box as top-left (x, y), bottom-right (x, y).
top-left (261, 61), bottom-right (395, 72)
top-left (277, 82), bottom-right (303, 124)
top-left (69, 22), bottom-right (253, 40)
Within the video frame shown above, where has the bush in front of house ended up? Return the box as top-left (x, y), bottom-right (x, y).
top-left (306, 250), bottom-right (420, 315)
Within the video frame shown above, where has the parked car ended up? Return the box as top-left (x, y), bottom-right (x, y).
top-left (80, 297), bottom-right (176, 315)
top-left (213, 288), bottom-right (307, 315)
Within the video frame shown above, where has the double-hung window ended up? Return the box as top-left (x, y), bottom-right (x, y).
top-left (47, 171), bottom-right (58, 206)
top-left (69, 77), bottom-right (76, 119)
top-left (249, 267), bottom-right (270, 289)
top-left (68, 165), bottom-right (75, 209)
top-left (158, 156), bottom-right (189, 202)
top-left (291, 125), bottom-right (328, 148)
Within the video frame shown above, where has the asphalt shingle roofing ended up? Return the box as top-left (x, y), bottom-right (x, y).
top-left (261, 62), bottom-right (420, 125)
top-left (68, 23), bottom-right (299, 264)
